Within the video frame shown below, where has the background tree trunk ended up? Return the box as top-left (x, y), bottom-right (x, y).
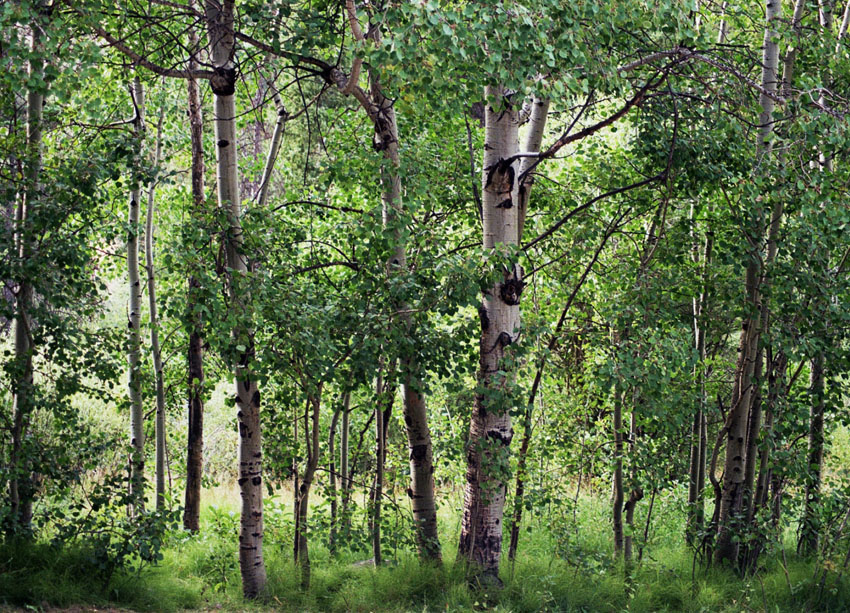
top-left (713, 0), bottom-right (782, 566)
top-left (8, 13), bottom-right (44, 534)
top-left (367, 66), bottom-right (442, 562)
top-left (295, 391), bottom-right (320, 587)
top-left (146, 101), bottom-right (166, 511)
top-left (340, 392), bottom-right (351, 539)
top-left (800, 353), bottom-right (826, 555)
top-left (688, 226), bottom-right (713, 543)
top-left (183, 29), bottom-right (206, 533)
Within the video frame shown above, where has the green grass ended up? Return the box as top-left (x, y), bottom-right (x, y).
top-left (3, 489), bottom-right (850, 612)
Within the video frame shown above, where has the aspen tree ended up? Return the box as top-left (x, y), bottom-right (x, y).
top-left (183, 28), bottom-right (206, 533)
top-left (127, 76), bottom-right (146, 513)
top-left (203, 0), bottom-right (266, 596)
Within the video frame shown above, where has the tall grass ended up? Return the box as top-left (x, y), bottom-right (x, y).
top-left (2, 486), bottom-right (849, 612)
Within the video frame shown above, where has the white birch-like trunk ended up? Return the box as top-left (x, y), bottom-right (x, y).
top-left (507, 96), bottom-right (549, 561)
top-left (204, 0), bottom-right (266, 597)
top-left (458, 85), bottom-right (521, 583)
top-left (146, 103), bottom-right (166, 510)
top-left (9, 15), bottom-right (44, 532)
top-left (255, 82), bottom-right (286, 208)
top-left (714, 0), bottom-right (783, 565)
top-left (517, 97), bottom-right (549, 241)
top-left (127, 76), bottom-right (146, 513)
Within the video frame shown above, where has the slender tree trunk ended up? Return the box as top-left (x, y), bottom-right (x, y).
top-left (517, 97), bottom-right (549, 241)
top-left (204, 0), bottom-right (265, 597)
top-left (255, 82), bottom-right (286, 208)
top-left (295, 391), bottom-right (320, 588)
top-left (509, 217), bottom-right (613, 561)
top-left (340, 392), bottom-right (351, 538)
top-left (458, 85), bottom-right (521, 585)
top-left (127, 76), bottom-right (146, 514)
top-left (624, 410), bottom-right (644, 564)
top-left (612, 382), bottom-right (625, 555)
top-left (714, 0), bottom-right (783, 566)
top-left (183, 29), bottom-right (206, 533)
top-left (373, 378), bottom-right (384, 567)
top-left (800, 354), bottom-right (826, 555)
top-left (8, 15), bottom-right (44, 534)
top-left (146, 102), bottom-right (167, 511)
top-left (506, 96), bottom-right (550, 563)
top-left (367, 69), bottom-right (442, 562)
top-left (328, 403), bottom-right (340, 555)
top-left (799, 0), bottom-right (838, 557)
top-left (688, 227), bottom-right (713, 543)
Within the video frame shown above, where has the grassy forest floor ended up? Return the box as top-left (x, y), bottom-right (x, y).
top-left (2, 485), bottom-right (850, 613)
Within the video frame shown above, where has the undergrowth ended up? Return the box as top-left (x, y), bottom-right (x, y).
top-left (2, 492), bottom-right (849, 612)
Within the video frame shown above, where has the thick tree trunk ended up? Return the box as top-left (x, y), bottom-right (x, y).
top-left (458, 86), bottom-right (520, 584)
top-left (183, 31), bottom-right (206, 532)
top-left (127, 76), bottom-right (146, 514)
top-left (204, 0), bottom-right (266, 597)
top-left (800, 354), bottom-right (826, 555)
top-left (713, 0), bottom-right (782, 566)
top-left (146, 103), bottom-right (166, 511)
top-left (8, 16), bottom-right (43, 534)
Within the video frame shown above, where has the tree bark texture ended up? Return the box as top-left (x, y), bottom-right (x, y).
top-left (688, 228), bottom-right (713, 543)
top-left (204, 0), bottom-right (266, 597)
top-left (127, 76), bottom-right (146, 514)
top-left (458, 86), bottom-right (521, 583)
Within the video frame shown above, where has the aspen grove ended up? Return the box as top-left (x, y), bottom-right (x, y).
top-left (3, 0), bottom-right (850, 610)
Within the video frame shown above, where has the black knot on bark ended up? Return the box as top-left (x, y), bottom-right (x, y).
top-left (217, 139), bottom-right (230, 148)
top-left (210, 66), bottom-right (237, 96)
top-left (251, 476), bottom-right (261, 486)
top-left (486, 429), bottom-right (512, 445)
top-left (478, 305), bottom-right (490, 331)
top-left (500, 278), bottom-right (525, 305)
top-left (411, 444), bottom-right (428, 461)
